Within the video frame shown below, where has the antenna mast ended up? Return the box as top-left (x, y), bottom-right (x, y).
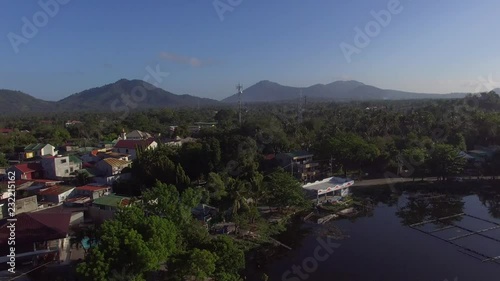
top-left (298, 90), bottom-right (303, 124)
top-left (237, 83), bottom-right (243, 126)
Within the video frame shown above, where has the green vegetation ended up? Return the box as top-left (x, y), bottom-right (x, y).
top-left (3, 90), bottom-right (500, 279)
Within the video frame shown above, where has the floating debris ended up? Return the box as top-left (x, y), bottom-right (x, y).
top-left (315, 223), bottom-right (349, 240)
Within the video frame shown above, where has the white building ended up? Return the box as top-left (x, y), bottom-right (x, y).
top-left (113, 139), bottom-right (157, 160)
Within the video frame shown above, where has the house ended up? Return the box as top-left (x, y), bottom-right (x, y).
top-left (64, 120), bottom-right (83, 127)
top-left (18, 143), bottom-right (57, 160)
top-left (303, 177), bottom-right (354, 205)
top-left (89, 194), bottom-right (133, 223)
top-left (113, 139), bottom-right (157, 160)
top-left (276, 151), bottom-right (320, 182)
top-left (96, 151), bottom-right (130, 161)
top-left (38, 185), bottom-right (75, 204)
top-left (59, 142), bottom-right (80, 153)
top-left (0, 195), bottom-right (38, 219)
top-left (193, 122), bottom-right (217, 128)
top-left (98, 141), bottom-right (115, 149)
top-left (0, 128), bottom-right (13, 135)
top-left (165, 136), bottom-right (197, 147)
top-left (192, 204), bottom-right (218, 225)
top-left (73, 185), bottom-right (110, 200)
top-left (0, 212), bottom-right (73, 267)
top-left (40, 155), bottom-right (82, 180)
top-left (7, 163), bottom-right (44, 180)
top-left (64, 185), bottom-right (110, 206)
top-left (93, 158), bottom-right (132, 185)
top-left (124, 130), bottom-right (153, 140)
top-left (94, 158), bottom-right (131, 177)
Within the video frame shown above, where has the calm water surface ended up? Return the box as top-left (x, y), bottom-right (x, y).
top-left (250, 188), bottom-right (500, 281)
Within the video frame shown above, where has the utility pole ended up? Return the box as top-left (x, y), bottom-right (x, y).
top-left (297, 90), bottom-right (303, 124)
top-left (330, 156), bottom-right (333, 176)
top-left (236, 83), bottom-right (243, 126)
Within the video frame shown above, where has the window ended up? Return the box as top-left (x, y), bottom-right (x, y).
top-left (70, 167), bottom-right (74, 172)
top-left (125, 149), bottom-right (129, 153)
top-left (61, 159), bottom-right (67, 164)
top-left (65, 169), bottom-right (69, 174)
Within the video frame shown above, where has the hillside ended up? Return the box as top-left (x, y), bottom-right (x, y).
top-left (0, 89), bottom-right (55, 114)
top-left (56, 79), bottom-right (219, 111)
top-left (222, 80), bottom-right (469, 103)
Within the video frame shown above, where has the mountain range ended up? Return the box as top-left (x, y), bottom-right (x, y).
top-left (0, 79), bottom-right (219, 115)
top-left (222, 80), bottom-right (470, 103)
top-left (0, 79), bottom-right (493, 115)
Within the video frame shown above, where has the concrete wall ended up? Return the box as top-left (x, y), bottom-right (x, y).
top-left (93, 173), bottom-right (130, 185)
top-left (41, 145), bottom-right (57, 156)
top-left (70, 212), bottom-right (84, 225)
top-left (114, 148), bottom-right (137, 160)
top-left (15, 195), bottom-right (38, 214)
top-left (89, 206), bottom-right (115, 224)
top-left (42, 157), bottom-right (74, 179)
top-left (41, 188), bottom-right (75, 203)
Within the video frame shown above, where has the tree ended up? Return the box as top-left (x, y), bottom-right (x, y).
top-left (141, 181), bottom-right (198, 227)
top-left (205, 172), bottom-right (227, 202)
top-left (400, 148), bottom-right (429, 180)
top-left (207, 236), bottom-right (245, 281)
top-left (171, 249), bottom-right (217, 281)
top-left (133, 144), bottom-right (190, 189)
top-left (428, 144), bottom-right (466, 180)
top-left (447, 132), bottom-right (467, 151)
top-left (315, 132), bottom-right (380, 177)
top-left (264, 168), bottom-right (309, 211)
top-left (0, 152), bottom-right (8, 167)
top-left (77, 207), bottom-right (178, 281)
top-left (178, 141), bottom-right (205, 180)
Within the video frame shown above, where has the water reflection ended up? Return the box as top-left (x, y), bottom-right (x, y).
top-left (396, 194), bottom-right (465, 226)
top-left (476, 189), bottom-right (500, 218)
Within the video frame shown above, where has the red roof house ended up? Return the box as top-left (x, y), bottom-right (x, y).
top-left (113, 139), bottom-right (157, 160)
top-left (7, 163), bottom-right (44, 180)
top-left (0, 212), bottom-right (71, 256)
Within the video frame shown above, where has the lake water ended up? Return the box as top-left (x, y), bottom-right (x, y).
top-left (248, 187), bottom-right (500, 281)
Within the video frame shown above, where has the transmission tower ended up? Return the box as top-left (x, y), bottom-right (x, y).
top-left (236, 83), bottom-right (243, 126)
top-left (297, 90), bottom-right (303, 124)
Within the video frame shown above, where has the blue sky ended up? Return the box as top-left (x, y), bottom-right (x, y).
top-left (2, 0), bottom-right (500, 101)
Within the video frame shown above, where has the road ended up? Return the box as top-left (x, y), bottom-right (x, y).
top-left (351, 176), bottom-right (499, 188)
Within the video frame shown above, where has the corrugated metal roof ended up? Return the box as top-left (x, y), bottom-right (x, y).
top-left (102, 158), bottom-right (131, 167)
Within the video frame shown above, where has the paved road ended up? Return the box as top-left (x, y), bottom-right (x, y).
top-left (352, 176), bottom-right (499, 188)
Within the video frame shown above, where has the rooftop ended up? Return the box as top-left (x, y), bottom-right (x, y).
top-left (12, 163), bottom-right (43, 173)
top-left (93, 194), bottom-right (131, 208)
top-left (101, 158), bottom-right (131, 167)
top-left (69, 155), bottom-right (83, 164)
top-left (303, 177), bottom-right (354, 191)
top-left (282, 150), bottom-right (314, 159)
top-left (39, 185), bottom-right (75, 196)
top-left (114, 139), bottom-right (155, 149)
top-left (76, 185), bottom-right (109, 192)
top-left (0, 212), bottom-right (71, 251)
top-left (24, 143), bottom-right (50, 151)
